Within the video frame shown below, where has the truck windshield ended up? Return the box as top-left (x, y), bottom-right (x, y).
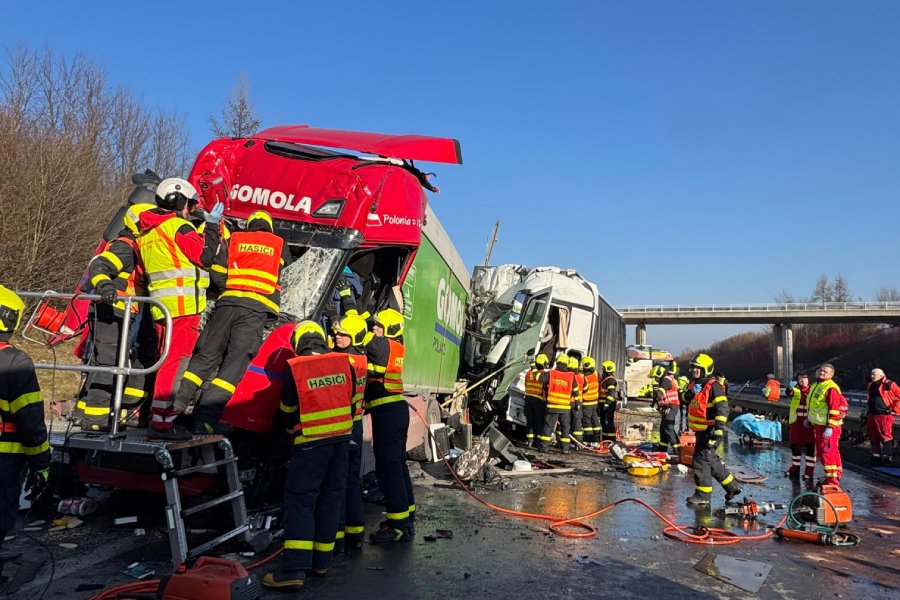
top-left (279, 246), bottom-right (345, 319)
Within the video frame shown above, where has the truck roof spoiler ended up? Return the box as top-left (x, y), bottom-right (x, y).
top-left (253, 126), bottom-right (463, 165)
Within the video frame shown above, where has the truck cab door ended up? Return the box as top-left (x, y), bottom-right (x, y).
top-left (491, 286), bottom-right (554, 404)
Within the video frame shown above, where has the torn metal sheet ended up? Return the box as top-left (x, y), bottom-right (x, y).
top-left (694, 553), bottom-right (773, 593)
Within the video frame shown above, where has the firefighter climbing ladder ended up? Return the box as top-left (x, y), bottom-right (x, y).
top-left (18, 291), bottom-right (251, 567)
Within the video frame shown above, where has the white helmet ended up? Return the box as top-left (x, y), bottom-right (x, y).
top-left (155, 178), bottom-right (198, 210)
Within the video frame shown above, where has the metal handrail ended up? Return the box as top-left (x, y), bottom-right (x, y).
top-left (16, 291), bottom-right (173, 436)
top-left (618, 301), bottom-right (900, 313)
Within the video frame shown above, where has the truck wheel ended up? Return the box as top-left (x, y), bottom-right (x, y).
top-left (408, 398), bottom-right (442, 461)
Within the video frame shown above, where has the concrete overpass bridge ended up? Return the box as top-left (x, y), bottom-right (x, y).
top-left (617, 301), bottom-right (900, 380)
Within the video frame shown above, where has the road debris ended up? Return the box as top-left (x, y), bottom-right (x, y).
top-left (123, 562), bottom-right (155, 580)
top-left (694, 553), bottom-right (773, 593)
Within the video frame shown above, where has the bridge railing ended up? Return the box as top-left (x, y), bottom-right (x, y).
top-left (618, 301), bottom-right (900, 313)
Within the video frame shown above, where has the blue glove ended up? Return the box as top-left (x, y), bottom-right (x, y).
top-left (789, 380), bottom-right (797, 388)
top-left (692, 384), bottom-right (702, 394)
top-left (203, 202), bottom-right (224, 224)
top-left (824, 427), bottom-right (833, 438)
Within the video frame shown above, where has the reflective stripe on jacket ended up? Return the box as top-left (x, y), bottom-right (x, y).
top-left (788, 386), bottom-right (810, 424)
top-left (348, 354), bottom-right (368, 421)
top-left (366, 339), bottom-right (406, 410)
top-left (688, 379), bottom-right (717, 432)
top-left (582, 371), bottom-right (600, 404)
top-left (138, 215), bottom-right (209, 319)
top-left (286, 353), bottom-right (353, 445)
top-left (659, 375), bottom-right (680, 407)
top-left (524, 368), bottom-right (546, 400)
top-left (0, 343), bottom-right (50, 466)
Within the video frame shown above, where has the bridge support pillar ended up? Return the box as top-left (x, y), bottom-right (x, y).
top-left (782, 323), bottom-right (794, 383)
top-left (772, 325), bottom-right (785, 381)
top-left (635, 323), bottom-right (647, 346)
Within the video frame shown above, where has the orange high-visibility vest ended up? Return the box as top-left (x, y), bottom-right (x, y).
top-left (287, 353), bottom-right (353, 445)
top-left (582, 371), bottom-right (600, 404)
top-left (546, 369), bottom-right (575, 410)
top-left (599, 375), bottom-right (617, 403)
top-left (765, 380), bottom-right (781, 402)
top-left (524, 369), bottom-right (546, 400)
top-left (348, 353), bottom-right (368, 422)
top-left (659, 375), bottom-right (680, 407)
top-left (688, 379), bottom-right (718, 432)
top-left (224, 231), bottom-right (283, 295)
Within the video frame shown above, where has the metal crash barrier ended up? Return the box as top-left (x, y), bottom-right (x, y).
top-left (15, 291), bottom-right (250, 566)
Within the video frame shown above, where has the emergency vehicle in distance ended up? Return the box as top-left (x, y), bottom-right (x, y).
top-left (623, 344), bottom-right (677, 400)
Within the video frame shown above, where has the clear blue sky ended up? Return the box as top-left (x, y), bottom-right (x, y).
top-left (3, 1), bottom-right (899, 353)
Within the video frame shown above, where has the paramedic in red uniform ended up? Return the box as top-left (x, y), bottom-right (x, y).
top-left (866, 368), bottom-right (898, 465)
top-left (806, 363), bottom-right (848, 485)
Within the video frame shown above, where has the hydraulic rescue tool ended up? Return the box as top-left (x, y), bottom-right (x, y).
top-left (722, 499), bottom-right (786, 520)
top-left (156, 557), bottom-right (260, 600)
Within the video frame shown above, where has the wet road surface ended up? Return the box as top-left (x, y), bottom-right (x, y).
top-left (6, 438), bottom-right (900, 599)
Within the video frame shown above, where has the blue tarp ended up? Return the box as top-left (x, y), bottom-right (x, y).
top-left (730, 413), bottom-right (782, 442)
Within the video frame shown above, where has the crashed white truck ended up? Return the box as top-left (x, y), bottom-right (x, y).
top-left (459, 265), bottom-right (626, 432)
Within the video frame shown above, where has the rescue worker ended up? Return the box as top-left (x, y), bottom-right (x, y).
top-left (536, 354), bottom-right (575, 454)
top-left (786, 373), bottom-right (815, 480)
top-left (676, 374), bottom-right (690, 432)
top-left (866, 368), bottom-right (899, 465)
top-left (684, 353), bottom-right (742, 506)
top-left (174, 210), bottom-right (292, 433)
top-left (715, 371), bottom-right (728, 395)
top-left (332, 312), bottom-right (371, 551)
top-left (654, 367), bottom-right (681, 457)
top-left (598, 361), bottom-right (618, 442)
top-left (763, 373), bottom-right (781, 403)
top-left (262, 321), bottom-right (353, 590)
top-left (366, 308), bottom-right (415, 543)
top-left (0, 286), bottom-right (50, 554)
top-left (79, 203), bottom-right (158, 431)
top-left (569, 356), bottom-right (585, 448)
top-left (580, 357), bottom-right (601, 447)
top-left (136, 178), bottom-right (222, 441)
top-left (522, 354), bottom-right (549, 447)
top-left (806, 363), bottom-right (848, 485)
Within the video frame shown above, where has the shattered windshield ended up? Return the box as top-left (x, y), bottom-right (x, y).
top-left (279, 247), bottom-right (344, 319)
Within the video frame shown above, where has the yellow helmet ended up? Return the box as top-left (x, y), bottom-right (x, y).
top-left (649, 365), bottom-right (665, 380)
top-left (581, 356), bottom-right (596, 370)
top-left (291, 320), bottom-right (326, 351)
top-left (373, 308), bottom-right (404, 338)
top-left (555, 354), bottom-right (569, 367)
top-left (332, 313), bottom-right (372, 347)
top-left (567, 357), bottom-right (579, 370)
top-left (690, 353), bottom-right (714, 377)
top-left (601, 360), bottom-right (616, 374)
top-left (123, 203), bottom-right (156, 235)
top-left (0, 285), bottom-right (24, 334)
top-left (247, 210), bottom-right (273, 231)
top-left (534, 353), bottom-right (549, 368)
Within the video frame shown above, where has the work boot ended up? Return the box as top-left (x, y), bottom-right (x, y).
top-left (883, 441), bottom-right (894, 464)
top-left (345, 531), bottom-right (364, 550)
top-left (685, 493), bottom-right (711, 506)
top-left (310, 568), bottom-right (328, 577)
top-left (369, 523), bottom-right (411, 543)
top-left (261, 570), bottom-right (305, 591)
top-left (536, 443), bottom-right (549, 453)
top-left (787, 468), bottom-right (800, 481)
top-left (334, 538), bottom-right (345, 555)
top-left (149, 425), bottom-right (192, 442)
top-left (724, 484), bottom-right (743, 504)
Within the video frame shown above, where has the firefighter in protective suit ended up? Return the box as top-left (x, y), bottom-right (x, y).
top-left (175, 210), bottom-right (292, 433)
top-left (653, 366), bottom-right (681, 456)
top-left (332, 312), bottom-right (372, 552)
top-left (136, 178), bottom-right (222, 441)
top-left (263, 321), bottom-right (353, 591)
top-left (522, 354), bottom-right (549, 447)
top-left (684, 353), bottom-right (741, 506)
top-left (569, 356), bottom-right (585, 447)
top-left (598, 361), bottom-right (619, 442)
top-left (580, 357), bottom-right (601, 446)
top-left (536, 354), bottom-right (576, 454)
top-left (79, 203), bottom-right (159, 431)
top-left (0, 286), bottom-right (50, 555)
top-left (366, 308), bottom-right (416, 543)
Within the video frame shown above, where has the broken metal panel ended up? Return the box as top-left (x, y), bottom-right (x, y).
top-left (694, 553), bottom-right (773, 594)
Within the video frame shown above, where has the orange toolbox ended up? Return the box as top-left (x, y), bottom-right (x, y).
top-left (679, 432), bottom-right (696, 466)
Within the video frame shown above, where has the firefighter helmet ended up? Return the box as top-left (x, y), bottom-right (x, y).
top-left (247, 210), bottom-right (274, 232)
top-left (0, 285), bottom-right (24, 335)
top-left (123, 203), bottom-right (156, 235)
top-left (332, 313), bottom-right (372, 347)
top-left (568, 356), bottom-right (580, 370)
top-left (556, 354), bottom-right (569, 367)
top-left (155, 178), bottom-right (198, 211)
top-left (291, 320), bottom-right (326, 351)
top-left (601, 360), bottom-right (616, 374)
top-left (649, 365), bottom-right (665, 380)
top-left (534, 353), bottom-right (550, 368)
top-left (581, 356), bottom-right (596, 370)
top-left (373, 309), bottom-right (404, 338)
top-left (690, 353), bottom-right (715, 377)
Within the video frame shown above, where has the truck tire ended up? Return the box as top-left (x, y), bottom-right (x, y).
top-left (408, 398), bottom-right (442, 461)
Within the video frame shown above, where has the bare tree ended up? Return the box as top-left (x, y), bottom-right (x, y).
top-left (810, 274), bottom-right (833, 304)
top-left (774, 290), bottom-right (797, 304)
top-left (0, 46), bottom-right (191, 293)
top-left (831, 274), bottom-right (852, 302)
top-left (877, 286), bottom-right (900, 302)
top-left (209, 75), bottom-right (261, 139)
